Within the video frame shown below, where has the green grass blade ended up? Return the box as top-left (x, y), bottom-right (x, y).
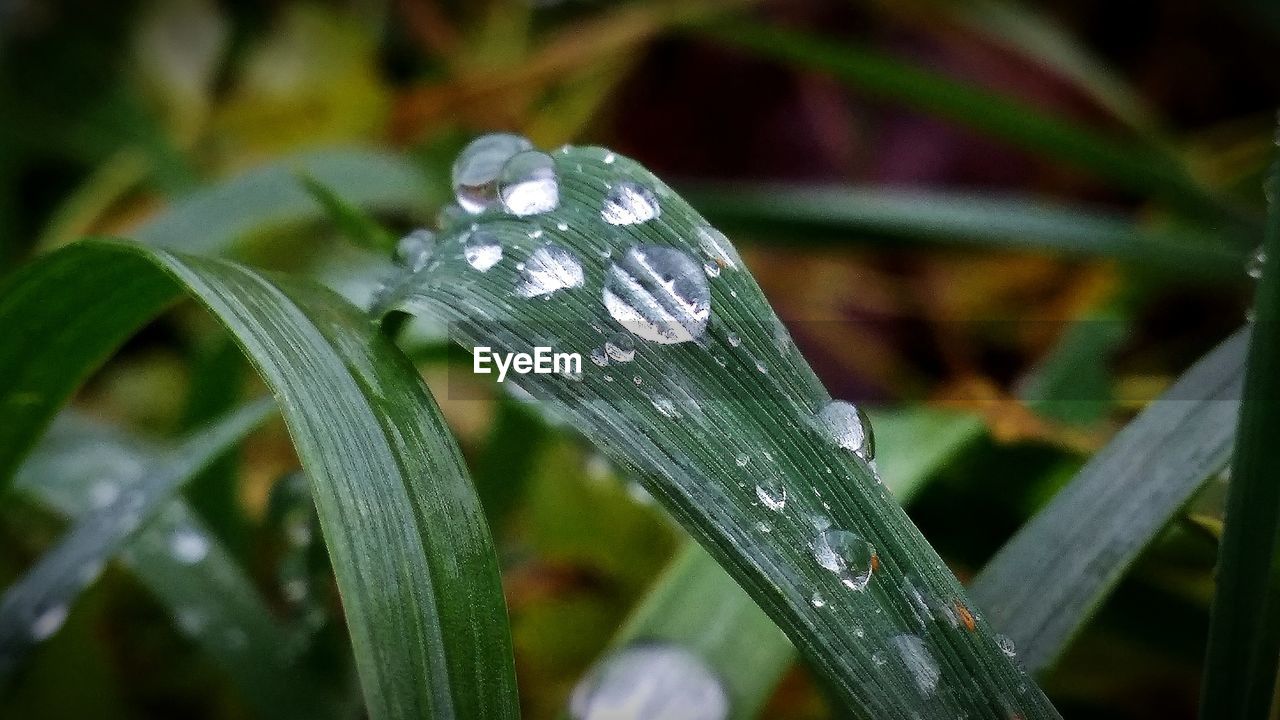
top-left (387, 147), bottom-right (1059, 719)
top-left (586, 407), bottom-right (985, 718)
top-left (130, 148), bottom-right (433, 254)
top-left (0, 400), bottom-right (273, 679)
top-left (0, 240), bottom-right (517, 720)
top-left (686, 183), bottom-right (1244, 279)
top-left (703, 24), bottom-right (1229, 220)
top-left (1198, 159), bottom-right (1280, 718)
top-left (12, 413), bottom-right (335, 718)
top-left (970, 329), bottom-right (1247, 673)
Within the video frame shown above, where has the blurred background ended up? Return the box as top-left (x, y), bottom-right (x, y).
top-left (0, 0), bottom-right (1277, 717)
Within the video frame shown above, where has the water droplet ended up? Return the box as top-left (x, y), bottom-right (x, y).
top-left (996, 634), bottom-right (1017, 658)
top-left (605, 333), bottom-right (636, 362)
top-left (811, 592), bottom-right (826, 608)
top-left (499, 150), bottom-right (559, 216)
top-left (589, 347), bottom-right (609, 367)
top-left (453, 133), bottom-right (533, 214)
top-left (601, 181), bottom-right (660, 225)
top-left (569, 643), bottom-right (730, 720)
top-left (464, 230), bottom-right (503, 271)
top-left (516, 245), bottom-right (583, 298)
top-left (818, 400), bottom-right (875, 461)
top-left (892, 635), bottom-right (940, 696)
top-left (735, 453), bottom-right (749, 467)
top-left (697, 226), bottom-right (739, 270)
top-left (603, 152), bottom-right (617, 164)
top-left (89, 480), bottom-right (120, 509)
top-left (604, 245), bottom-right (710, 344)
top-left (30, 604), bottom-right (68, 641)
top-left (812, 528), bottom-right (876, 590)
top-left (726, 332), bottom-right (740, 348)
top-left (755, 481), bottom-right (786, 512)
top-left (395, 229), bottom-right (435, 272)
top-left (170, 526), bottom-right (210, 565)
top-left (1248, 247), bottom-right (1266, 280)
top-left (703, 261), bottom-right (720, 278)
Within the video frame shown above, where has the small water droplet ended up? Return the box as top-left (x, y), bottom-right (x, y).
top-left (996, 634), bottom-right (1017, 658)
top-left (1248, 247), bottom-right (1267, 280)
top-left (395, 229), bottom-right (435, 272)
top-left (892, 634), bottom-right (940, 696)
top-left (755, 481), bottom-right (786, 512)
top-left (811, 592), bottom-right (826, 608)
top-left (726, 332), bottom-right (740, 347)
top-left (464, 230), bottom-right (503, 271)
top-left (516, 245), bottom-right (583, 298)
top-left (499, 150), bottom-right (559, 216)
top-left (818, 400), bottom-right (876, 461)
top-left (812, 528), bottom-right (876, 590)
top-left (601, 181), bottom-right (660, 226)
top-left (605, 333), bottom-right (636, 362)
top-left (453, 133), bottom-right (533, 214)
top-left (697, 226), bottom-right (739, 270)
top-left (603, 245), bottom-right (710, 345)
top-left (703, 261), bottom-right (720, 278)
top-left (603, 152), bottom-right (616, 164)
top-left (30, 604), bottom-right (68, 641)
top-left (570, 642), bottom-right (729, 720)
top-left (589, 347), bottom-right (609, 367)
top-left (170, 526), bottom-right (210, 565)
top-left (735, 453), bottom-right (749, 467)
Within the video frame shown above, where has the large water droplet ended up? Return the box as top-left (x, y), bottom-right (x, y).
top-left (603, 245), bottom-right (710, 344)
top-left (601, 181), bottom-right (660, 225)
top-left (453, 133), bottom-right (533, 214)
top-left (818, 400), bottom-right (875, 461)
top-left (170, 526), bottom-right (210, 565)
top-left (516, 245), bottom-right (583, 298)
top-left (755, 480), bottom-right (786, 512)
top-left (499, 150), bottom-right (559, 216)
top-left (812, 528), bottom-right (876, 590)
top-left (30, 604), bottom-right (68, 642)
top-left (605, 332), bottom-right (636, 362)
top-left (464, 230), bottom-right (503, 271)
top-left (569, 643), bottom-right (730, 720)
top-left (395, 229), bottom-right (435, 272)
top-left (892, 634), bottom-right (940, 696)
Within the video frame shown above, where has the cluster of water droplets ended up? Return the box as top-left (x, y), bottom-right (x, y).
top-left (569, 642), bottom-right (729, 720)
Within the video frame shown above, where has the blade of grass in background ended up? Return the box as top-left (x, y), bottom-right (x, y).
top-left (702, 24), bottom-right (1237, 223)
top-left (1198, 157), bottom-right (1280, 719)
top-left (686, 183), bottom-right (1245, 280)
top-left (12, 413), bottom-right (337, 718)
top-left (387, 146), bottom-right (1060, 719)
top-left (0, 240), bottom-right (518, 720)
top-left (587, 407), bottom-right (985, 719)
top-left (0, 400), bottom-right (272, 679)
top-left (971, 328), bottom-right (1248, 673)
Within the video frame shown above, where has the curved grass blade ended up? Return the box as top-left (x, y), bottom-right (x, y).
top-left (11, 413), bottom-right (336, 717)
top-left (702, 24), bottom-right (1233, 222)
top-left (970, 328), bottom-right (1247, 673)
top-left (0, 240), bottom-right (517, 720)
top-left (585, 407), bottom-right (984, 718)
top-left (1199, 159), bottom-right (1280, 718)
top-left (686, 183), bottom-right (1244, 280)
top-left (385, 146), bottom-right (1059, 719)
top-left (0, 400), bottom-right (273, 679)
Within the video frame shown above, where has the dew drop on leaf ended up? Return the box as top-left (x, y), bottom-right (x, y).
top-left (811, 592), bottom-right (826, 608)
top-left (601, 181), bottom-right (660, 226)
top-left (697, 226), bottom-right (740, 270)
top-left (395, 229), bottom-right (435, 272)
top-left (996, 634), bottom-right (1017, 658)
top-left (170, 526), bottom-right (210, 565)
top-left (452, 133), bottom-right (533, 214)
top-left (464, 230), bottom-right (503, 272)
top-left (605, 332), bottom-right (636, 362)
top-left (603, 245), bottom-right (710, 345)
top-left (499, 150), bottom-right (559, 216)
top-left (703, 261), bottom-right (720, 278)
top-left (569, 642), bottom-right (730, 720)
top-left (755, 480), bottom-right (786, 512)
top-left (516, 245), bottom-right (583, 298)
top-left (589, 347), bottom-right (609, 367)
top-left (818, 400), bottom-right (876, 461)
top-left (812, 528), bottom-right (876, 590)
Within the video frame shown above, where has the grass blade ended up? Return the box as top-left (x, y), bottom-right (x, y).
top-left (703, 24), bottom-right (1232, 221)
top-left (0, 240), bottom-right (517, 719)
top-left (387, 146), bottom-right (1059, 719)
top-left (12, 413), bottom-right (335, 718)
top-left (970, 328), bottom-right (1247, 673)
top-left (1198, 158), bottom-right (1280, 718)
top-left (0, 400), bottom-right (273, 679)
top-left (686, 183), bottom-right (1244, 279)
